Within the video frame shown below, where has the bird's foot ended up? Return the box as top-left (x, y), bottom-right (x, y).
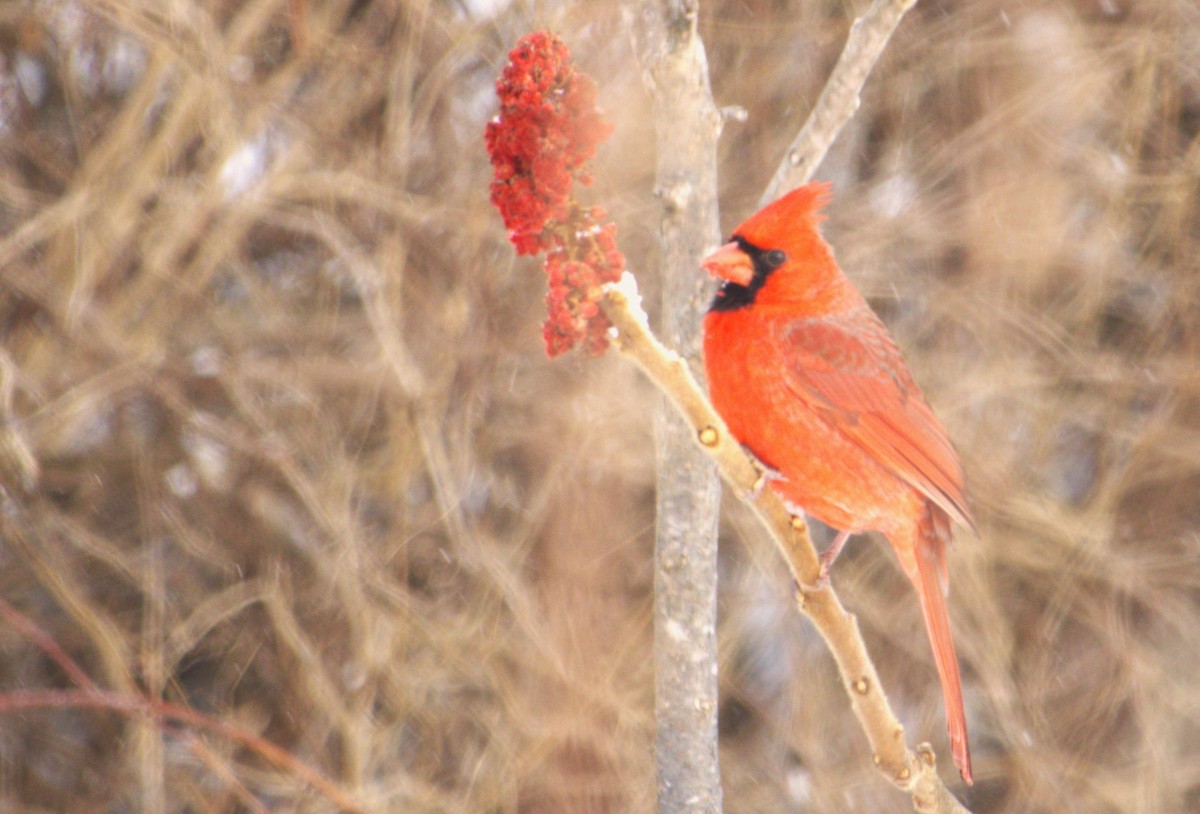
top-left (814, 530), bottom-right (853, 588)
top-left (746, 461), bottom-right (784, 502)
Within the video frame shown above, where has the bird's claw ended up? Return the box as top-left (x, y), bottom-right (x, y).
top-left (745, 460), bottom-right (784, 502)
top-left (795, 560), bottom-right (832, 593)
top-left (749, 472), bottom-right (768, 500)
top-left (800, 531), bottom-right (853, 591)
top-left (814, 555), bottom-right (834, 589)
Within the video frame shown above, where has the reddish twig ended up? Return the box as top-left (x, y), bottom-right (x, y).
top-left (0, 594), bottom-right (97, 691)
top-left (0, 597), bottom-right (367, 813)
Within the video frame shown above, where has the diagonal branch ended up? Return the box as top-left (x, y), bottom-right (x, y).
top-left (761, 0), bottom-right (919, 203)
top-left (601, 276), bottom-right (972, 814)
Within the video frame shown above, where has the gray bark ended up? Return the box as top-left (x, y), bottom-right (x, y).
top-left (624, 2), bottom-right (724, 812)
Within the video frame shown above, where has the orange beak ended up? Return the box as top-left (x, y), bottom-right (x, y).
top-left (701, 241), bottom-right (754, 287)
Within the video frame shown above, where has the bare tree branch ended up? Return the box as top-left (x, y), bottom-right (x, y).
top-left (601, 276), bottom-right (972, 814)
top-left (622, 2), bottom-right (724, 812)
top-left (761, 0), bottom-right (919, 203)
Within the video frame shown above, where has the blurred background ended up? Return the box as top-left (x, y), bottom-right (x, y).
top-left (0, 0), bottom-right (1197, 812)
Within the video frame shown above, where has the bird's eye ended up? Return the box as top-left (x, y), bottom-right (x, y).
top-left (764, 250), bottom-right (787, 269)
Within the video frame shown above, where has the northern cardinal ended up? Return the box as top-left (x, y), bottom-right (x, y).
top-left (702, 182), bottom-right (974, 784)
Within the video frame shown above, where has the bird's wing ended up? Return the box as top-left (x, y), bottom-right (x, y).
top-left (776, 310), bottom-right (975, 531)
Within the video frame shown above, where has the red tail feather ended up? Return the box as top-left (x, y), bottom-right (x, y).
top-left (913, 511), bottom-right (972, 784)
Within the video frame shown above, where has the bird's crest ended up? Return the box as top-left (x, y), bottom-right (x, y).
top-left (734, 182), bottom-right (832, 249)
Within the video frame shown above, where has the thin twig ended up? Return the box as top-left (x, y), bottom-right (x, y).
top-left (0, 594), bottom-right (97, 691)
top-left (761, 0), bottom-right (919, 203)
top-left (0, 600), bottom-right (368, 814)
top-left (601, 276), bottom-right (972, 814)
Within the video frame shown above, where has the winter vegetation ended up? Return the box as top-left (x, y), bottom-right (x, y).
top-left (0, 1), bottom-right (1197, 812)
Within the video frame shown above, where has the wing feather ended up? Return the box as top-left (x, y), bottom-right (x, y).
top-left (776, 312), bottom-right (975, 531)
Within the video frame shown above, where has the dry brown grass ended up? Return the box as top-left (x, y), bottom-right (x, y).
top-left (0, 1), bottom-right (1197, 812)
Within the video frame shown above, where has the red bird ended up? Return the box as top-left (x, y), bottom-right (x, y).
top-left (702, 182), bottom-right (974, 784)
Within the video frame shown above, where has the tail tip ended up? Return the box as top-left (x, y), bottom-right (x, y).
top-left (953, 742), bottom-right (974, 786)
